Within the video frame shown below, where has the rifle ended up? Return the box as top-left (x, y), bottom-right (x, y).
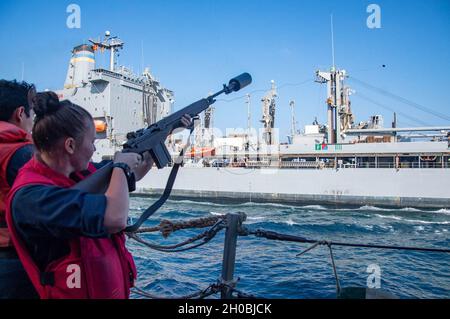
top-left (72, 73), bottom-right (252, 231)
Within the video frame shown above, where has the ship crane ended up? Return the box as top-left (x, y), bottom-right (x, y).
top-left (193, 100), bottom-right (214, 149)
top-left (289, 100), bottom-right (297, 142)
top-left (203, 106), bottom-right (214, 147)
top-left (260, 80), bottom-right (277, 145)
top-left (315, 69), bottom-right (354, 144)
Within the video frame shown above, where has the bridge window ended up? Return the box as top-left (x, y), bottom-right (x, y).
top-left (399, 156), bottom-right (418, 168)
top-left (356, 157), bottom-right (376, 168)
top-left (377, 156), bottom-right (394, 168)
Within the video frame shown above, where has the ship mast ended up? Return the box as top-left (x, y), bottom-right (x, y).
top-left (246, 93), bottom-right (251, 150)
top-left (246, 93), bottom-right (251, 134)
top-left (331, 14), bottom-right (336, 71)
top-left (89, 31), bottom-right (124, 72)
top-left (315, 16), bottom-right (354, 144)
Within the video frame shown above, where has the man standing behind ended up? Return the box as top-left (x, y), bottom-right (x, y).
top-left (0, 80), bottom-right (37, 298)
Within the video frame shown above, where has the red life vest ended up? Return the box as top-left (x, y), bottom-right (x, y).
top-left (5, 157), bottom-right (137, 299)
top-left (0, 121), bottom-right (32, 248)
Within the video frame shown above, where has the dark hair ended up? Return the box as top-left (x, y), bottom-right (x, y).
top-left (32, 92), bottom-right (93, 153)
top-left (0, 79), bottom-right (35, 121)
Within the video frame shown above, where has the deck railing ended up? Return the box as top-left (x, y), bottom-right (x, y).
top-left (178, 157), bottom-right (450, 169)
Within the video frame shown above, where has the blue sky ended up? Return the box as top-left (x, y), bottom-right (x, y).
top-left (1, 0), bottom-right (449, 139)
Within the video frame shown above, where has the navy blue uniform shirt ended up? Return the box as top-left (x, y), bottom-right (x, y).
top-left (11, 161), bottom-right (110, 271)
top-left (6, 144), bottom-right (34, 187)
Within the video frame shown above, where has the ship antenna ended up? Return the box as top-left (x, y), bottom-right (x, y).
top-left (246, 93), bottom-right (251, 133)
top-left (141, 39), bottom-right (144, 75)
top-left (246, 93), bottom-right (251, 149)
top-left (89, 31), bottom-right (124, 72)
top-left (331, 14), bottom-right (336, 70)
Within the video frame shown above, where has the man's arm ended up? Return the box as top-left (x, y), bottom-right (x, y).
top-left (6, 144), bottom-right (33, 186)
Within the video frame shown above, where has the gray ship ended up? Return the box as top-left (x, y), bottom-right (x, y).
top-left (56, 32), bottom-right (450, 209)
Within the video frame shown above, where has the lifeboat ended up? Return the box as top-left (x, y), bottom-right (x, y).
top-left (186, 147), bottom-right (215, 157)
top-left (94, 120), bottom-right (107, 133)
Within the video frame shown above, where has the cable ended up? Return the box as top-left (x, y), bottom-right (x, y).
top-left (216, 79), bottom-right (313, 103)
top-left (349, 76), bottom-right (450, 122)
top-left (354, 92), bottom-right (431, 126)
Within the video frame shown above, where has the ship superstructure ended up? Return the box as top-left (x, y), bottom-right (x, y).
top-left (56, 32), bottom-right (174, 161)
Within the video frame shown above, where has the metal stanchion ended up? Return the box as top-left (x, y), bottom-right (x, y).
top-left (220, 213), bottom-right (242, 299)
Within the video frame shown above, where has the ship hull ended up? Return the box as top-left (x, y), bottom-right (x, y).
top-left (136, 167), bottom-right (450, 209)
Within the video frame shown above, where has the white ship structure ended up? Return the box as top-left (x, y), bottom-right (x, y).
top-left (56, 33), bottom-right (450, 209)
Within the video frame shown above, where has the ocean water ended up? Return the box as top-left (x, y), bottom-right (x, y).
top-left (127, 197), bottom-right (450, 299)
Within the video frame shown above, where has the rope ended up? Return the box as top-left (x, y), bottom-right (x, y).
top-left (128, 232), bottom-right (207, 252)
top-left (131, 282), bottom-right (222, 299)
top-left (133, 215), bottom-right (225, 238)
top-left (217, 278), bottom-right (260, 299)
top-left (127, 219), bottom-right (225, 253)
top-left (132, 280), bottom-right (259, 299)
